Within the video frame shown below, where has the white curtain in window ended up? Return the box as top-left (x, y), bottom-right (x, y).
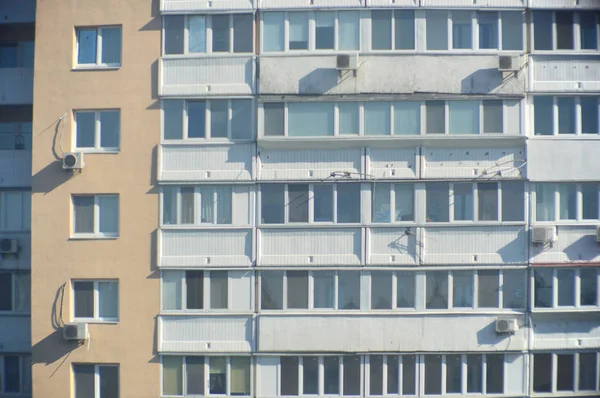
top-left (449, 101), bottom-right (479, 134)
top-left (288, 103), bottom-right (334, 136)
top-left (395, 184), bottom-right (414, 221)
top-left (98, 281), bottom-right (118, 318)
top-left (452, 11), bottom-right (472, 49)
top-left (536, 184), bottom-right (555, 221)
top-left (163, 356), bottom-right (183, 395)
top-left (313, 272), bottom-right (334, 309)
top-left (98, 195), bottom-right (119, 234)
top-left (338, 103), bottom-right (359, 135)
top-left (263, 13), bottom-right (285, 51)
top-left (14, 273), bottom-right (30, 313)
top-left (200, 187), bottom-right (214, 223)
top-left (372, 183), bottom-right (391, 223)
top-left (364, 102), bottom-right (391, 135)
top-left (230, 358), bottom-right (251, 395)
top-left (338, 11), bottom-right (360, 50)
top-left (426, 11), bottom-right (448, 50)
top-left (101, 27), bottom-right (121, 64)
top-left (189, 16), bottom-right (207, 53)
top-left (162, 187), bottom-right (177, 225)
top-left (394, 102), bottom-right (420, 135)
top-left (289, 12), bottom-right (309, 50)
top-left (162, 271), bottom-right (183, 310)
top-left (180, 187), bottom-right (195, 224)
top-left (216, 186), bottom-right (232, 224)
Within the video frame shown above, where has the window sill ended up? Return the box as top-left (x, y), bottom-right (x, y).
top-left (161, 53), bottom-right (255, 59)
top-left (71, 65), bottom-right (121, 71)
top-left (258, 309), bottom-right (526, 316)
top-left (532, 221), bottom-right (600, 226)
top-left (160, 311), bottom-right (253, 317)
top-left (258, 223), bottom-right (363, 229)
top-left (531, 50), bottom-right (600, 55)
top-left (531, 307), bottom-right (600, 314)
top-left (161, 139), bottom-right (255, 146)
top-left (530, 135), bottom-right (600, 140)
top-left (160, 225), bottom-right (251, 230)
top-left (71, 318), bottom-right (119, 324)
top-left (423, 222), bottom-right (526, 227)
top-left (69, 234), bottom-right (119, 241)
top-left (75, 148), bottom-right (120, 154)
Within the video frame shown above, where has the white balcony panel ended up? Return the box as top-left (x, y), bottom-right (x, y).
top-left (0, 316), bottom-right (30, 353)
top-left (368, 148), bottom-right (418, 179)
top-left (527, 140), bottom-right (600, 182)
top-left (159, 315), bottom-right (254, 353)
top-left (258, 55), bottom-right (525, 96)
top-left (530, 0), bottom-right (600, 8)
top-left (532, 314), bottom-right (600, 350)
top-left (0, 0), bottom-right (35, 23)
top-left (423, 147), bottom-right (525, 179)
top-left (0, 69), bottom-right (33, 104)
top-left (159, 144), bottom-right (254, 182)
top-left (257, 314), bottom-right (527, 352)
top-left (259, 0), bottom-right (364, 8)
top-left (0, 150), bottom-right (31, 187)
top-left (423, 226), bottom-right (527, 265)
top-left (160, 57), bottom-right (255, 96)
top-left (259, 228), bottom-right (362, 266)
top-left (160, 229), bottom-right (253, 267)
top-left (160, 0), bottom-right (255, 13)
top-left (420, 0), bottom-right (524, 7)
top-left (530, 226), bottom-right (600, 264)
top-left (259, 148), bottom-right (362, 181)
top-left (230, 271), bottom-right (255, 311)
top-left (365, 0), bottom-right (418, 7)
top-left (257, 357), bottom-right (279, 397)
top-left (0, 233), bottom-right (30, 270)
top-left (532, 56), bottom-right (600, 92)
top-left (368, 228), bottom-right (418, 265)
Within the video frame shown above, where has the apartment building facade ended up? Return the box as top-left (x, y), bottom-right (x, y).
top-left (29, 0), bottom-right (600, 397)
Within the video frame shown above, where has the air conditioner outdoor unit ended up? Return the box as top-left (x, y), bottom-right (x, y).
top-left (596, 226), bottom-right (600, 243)
top-left (336, 54), bottom-right (359, 71)
top-left (532, 226), bottom-right (557, 244)
top-left (63, 323), bottom-right (88, 341)
top-left (62, 152), bottom-right (84, 170)
top-left (498, 55), bottom-right (519, 72)
top-left (0, 239), bottom-right (18, 254)
top-left (495, 318), bottom-right (518, 334)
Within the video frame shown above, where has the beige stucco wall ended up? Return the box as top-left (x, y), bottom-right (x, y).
top-left (31, 0), bottom-right (160, 396)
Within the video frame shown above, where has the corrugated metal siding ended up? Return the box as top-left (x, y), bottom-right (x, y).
top-left (420, 0), bottom-right (524, 7)
top-left (530, 226), bottom-right (600, 264)
top-left (532, 55), bottom-right (600, 92)
top-left (0, 0), bottom-right (35, 23)
top-left (368, 148), bottom-right (418, 179)
top-left (0, 233), bottom-right (30, 270)
top-left (365, 0), bottom-right (418, 7)
top-left (368, 228), bottom-right (418, 265)
top-left (0, 68), bottom-right (33, 104)
top-left (257, 314), bottom-right (527, 352)
top-left (161, 0), bottom-right (255, 13)
top-left (259, 228), bottom-right (362, 266)
top-left (0, 316), bottom-right (31, 352)
top-left (159, 144), bottom-right (254, 182)
top-left (159, 315), bottom-right (254, 353)
top-left (532, 314), bottom-right (600, 350)
top-left (160, 229), bottom-right (253, 267)
top-left (259, 0), bottom-right (364, 9)
top-left (0, 151), bottom-right (32, 187)
top-left (423, 147), bottom-right (525, 179)
top-left (423, 226), bottom-right (527, 264)
top-left (530, 0), bottom-right (600, 9)
top-left (161, 57), bottom-right (255, 96)
top-left (259, 148), bottom-right (362, 181)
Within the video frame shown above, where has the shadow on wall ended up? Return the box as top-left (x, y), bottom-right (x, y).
top-left (497, 227), bottom-right (527, 263)
top-left (460, 68), bottom-right (512, 94)
top-left (299, 68), bottom-right (339, 95)
top-left (31, 161), bottom-right (75, 194)
top-left (563, 233), bottom-right (599, 261)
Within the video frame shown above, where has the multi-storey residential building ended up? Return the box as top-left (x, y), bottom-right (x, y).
top-left (30, 0), bottom-right (600, 398)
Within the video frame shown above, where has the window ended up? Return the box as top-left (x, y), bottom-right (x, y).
top-left (534, 96), bottom-right (600, 134)
top-left (534, 267), bottom-right (599, 309)
top-left (368, 355), bottom-right (416, 396)
top-left (0, 41), bottom-right (34, 68)
top-left (0, 272), bottom-right (30, 313)
top-left (0, 191), bottom-right (31, 230)
top-left (162, 186), bottom-right (233, 225)
top-left (0, 355), bottom-right (31, 394)
top-left (427, 100), bottom-right (512, 135)
top-left (162, 99), bottom-right (254, 141)
top-left (279, 356), bottom-right (359, 396)
top-left (163, 14), bottom-right (253, 55)
top-left (74, 364), bottom-right (119, 398)
top-left (72, 280), bottom-right (118, 321)
top-left (74, 110), bottom-right (120, 151)
top-left (533, 352), bottom-right (600, 393)
top-left (161, 271), bottom-right (230, 311)
top-left (260, 183), bottom-right (360, 224)
top-left (0, 121), bottom-right (33, 150)
top-left (535, 183), bottom-right (600, 222)
top-left (371, 10), bottom-right (415, 50)
top-left (72, 195), bottom-right (119, 237)
top-left (424, 354), bottom-right (504, 395)
top-left (533, 11), bottom-right (600, 51)
top-left (372, 184), bottom-right (415, 223)
top-left (76, 26), bottom-right (121, 67)
top-left (163, 356), bottom-right (251, 396)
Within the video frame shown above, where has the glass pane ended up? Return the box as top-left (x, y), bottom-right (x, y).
top-left (0, 44), bottom-right (18, 68)
top-left (477, 270), bottom-right (499, 308)
top-left (288, 185), bottom-right (309, 223)
top-left (581, 97), bottom-right (599, 134)
top-left (558, 184), bottom-right (577, 220)
top-left (162, 271), bottom-right (182, 311)
top-left (466, 355), bottom-right (482, 393)
top-left (74, 281), bottom-right (94, 318)
top-left (261, 185), bottom-right (285, 224)
top-left (534, 96), bottom-right (553, 135)
top-left (188, 101), bottom-right (206, 138)
top-left (336, 184), bottom-right (361, 223)
top-left (189, 16), bottom-right (207, 53)
top-left (199, 187), bottom-right (214, 224)
top-left (395, 10), bottom-right (415, 50)
top-left (100, 27), bottom-right (121, 64)
top-left (533, 354), bottom-right (552, 392)
top-left (580, 269), bottom-right (598, 306)
top-left (180, 187), bottom-right (195, 224)
top-left (281, 357), bottom-right (299, 395)
top-left (303, 357), bottom-right (319, 394)
top-left (316, 12), bottom-right (335, 50)
top-left (287, 271), bottom-right (308, 309)
top-left (210, 271), bottom-right (228, 309)
top-left (260, 271), bottom-right (283, 310)
top-left (371, 272), bottom-right (392, 309)
top-left (557, 269), bottom-right (575, 306)
top-left (99, 366), bottom-right (119, 398)
top-left (212, 15), bottom-right (230, 52)
top-left (452, 11), bottom-right (472, 49)
top-left (163, 357), bottom-right (183, 395)
top-left (20, 42), bottom-right (33, 67)
top-left (478, 182), bottom-right (498, 221)
top-left (210, 100), bottom-right (228, 138)
top-left (372, 11), bottom-right (392, 50)
top-left (98, 195), bottom-right (119, 234)
top-left (502, 12), bottom-right (523, 50)
top-left (426, 182), bottom-right (449, 222)
top-left (73, 196), bottom-right (94, 233)
top-left (502, 270), bottom-right (526, 309)
top-left (99, 111), bottom-right (119, 148)
top-left (77, 28), bottom-right (97, 63)
top-left (426, 101), bottom-right (445, 134)
top-left (76, 112), bottom-right (96, 148)
top-left (364, 102), bottom-right (391, 135)
top-left (402, 355), bottom-right (416, 395)
top-left (579, 353), bottom-right (597, 390)
top-left (394, 102), bottom-right (420, 135)
top-left (536, 184), bottom-right (555, 221)
top-left (533, 11), bottom-right (553, 50)
top-left (556, 12), bottom-right (574, 50)
top-left (558, 97), bottom-right (576, 134)
top-left (231, 100), bottom-right (253, 140)
top-left (483, 100), bottom-right (503, 133)
top-left (209, 357), bottom-right (227, 394)
top-left (324, 357), bottom-right (339, 394)
top-left (396, 272), bottom-right (415, 308)
top-left (370, 356), bottom-right (383, 395)
top-left (5, 192), bottom-right (22, 230)
top-left (486, 354), bottom-right (504, 393)
top-left (502, 181), bottom-right (525, 222)
top-left (426, 272), bottom-right (448, 309)
top-left (314, 271), bottom-right (335, 309)
top-left (343, 356), bottom-right (361, 395)
top-left (372, 183), bottom-right (391, 223)
top-left (230, 357), bottom-right (251, 395)
top-left (581, 12), bottom-right (598, 50)
top-left (453, 271), bottom-right (473, 308)
top-left (427, 11), bottom-right (448, 50)
top-left (186, 270), bottom-right (204, 310)
top-left (289, 12), bottom-right (309, 50)
top-left (163, 100), bottom-right (184, 140)
top-left (534, 268), bottom-right (553, 308)
top-left (339, 11), bottom-right (360, 51)
top-left (582, 183), bottom-right (599, 220)
top-left (264, 103), bottom-right (285, 136)
top-left (263, 13), bottom-right (285, 51)
top-left (395, 184), bottom-right (414, 221)
top-left (557, 354), bottom-right (574, 391)
top-left (446, 355), bottom-right (462, 393)
top-left (233, 14), bottom-right (253, 53)
top-left (98, 281), bottom-right (118, 318)
top-left (338, 271), bottom-right (360, 310)
top-left (14, 273), bottom-right (30, 313)
top-left (187, 357), bottom-right (205, 395)
top-left (453, 183), bottom-right (473, 221)
top-left (449, 100), bottom-right (479, 134)
top-left (338, 103), bottom-right (359, 135)
top-left (479, 12), bottom-right (498, 49)
top-left (216, 186), bottom-right (232, 225)
top-left (424, 355), bottom-right (442, 394)
top-left (164, 16), bottom-right (184, 55)
top-left (314, 184), bottom-right (333, 222)
top-left (74, 364), bottom-right (95, 398)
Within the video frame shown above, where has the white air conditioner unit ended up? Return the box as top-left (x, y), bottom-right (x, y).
top-left (596, 226), bottom-right (600, 243)
top-left (0, 239), bottom-right (18, 254)
top-left (498, 55), bottom-right (519, 72)
top-left (63, 323), bottom-right (88, 341)
top-left (495, 318), bottom-right (518, 334)
top-left (62, 152), bottom-right (84, 170)
top-left (336, 54), bottom-right (359, 71)
top-left (532, 226), bottom-right (557, 244)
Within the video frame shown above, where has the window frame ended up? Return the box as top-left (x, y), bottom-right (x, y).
top-left (0, 271), bottom-right (30, 314)
top-left (369, 9), bottom-right (417, 52)
top-left (532, 352), bottom-right (600, 394)
top-left (71, 194), bottom-right (120, 239)
top-left (160, 186), bottom-right (234, 226)
top-left (371, 183), bottom-right (416, 224)
top-left (0, 41), bottom-right (34, 68)
top-left (0, 190), bottom-right (31, 230)
top-left (532, 11), bottom-right (600, 52)
top-left (74, 26), bottom-right (122, 68)
top-left (73, 363), bottom-right (120, 398)
top-left (160, 270), bottom-right (231, 312)
top-left (532, 96), bottom-right (600, 136)
top-left (71, 279), bottom-right (119, 323)
top-left (532, 267), bottom-right (600, 310)
top-left (0, 354), bottom-right (31, 394)
top-left (73, 109), bottom-right (121, 152)
top-left (533, 183), bottom-right (600, 223)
